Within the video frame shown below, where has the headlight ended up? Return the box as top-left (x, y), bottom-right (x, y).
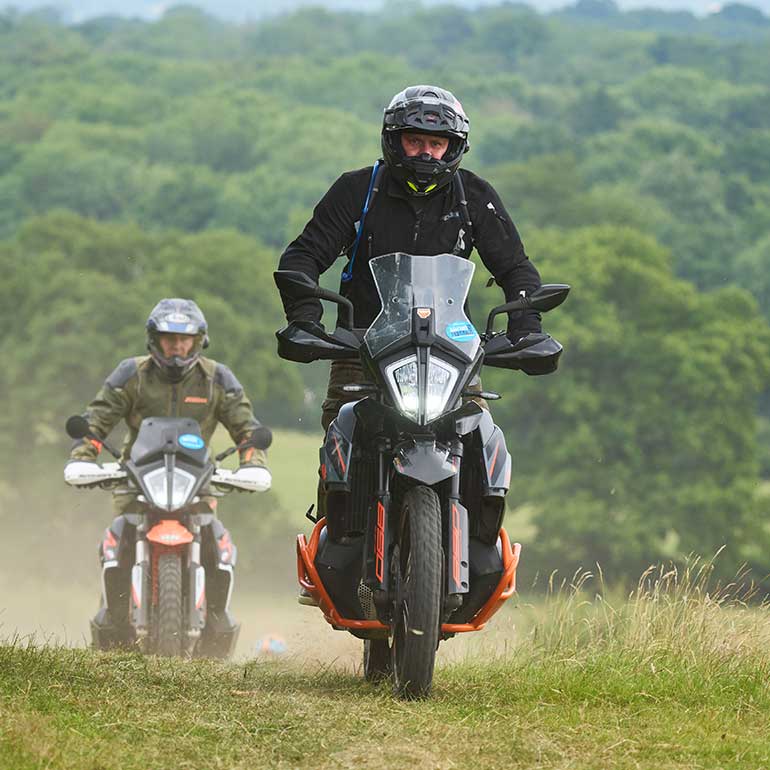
top-left (425, 358), bottom-right (459, 421)
top-left (386, 355), bottom-right (459, 423)
top-left (142, 467), bottom-right (196, 510)
top-left (389, 356), bottom-right (419, 421)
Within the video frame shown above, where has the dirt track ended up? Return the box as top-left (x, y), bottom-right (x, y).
top-left (0, 565), bottom-right (522, 668)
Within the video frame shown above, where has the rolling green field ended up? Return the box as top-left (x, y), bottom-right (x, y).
top-left (2, 566), bottom-right (769, 770)
top-left (249, 428), bottom-right (320, 526)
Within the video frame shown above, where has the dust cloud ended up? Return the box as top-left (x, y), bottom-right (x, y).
top-left (0, 476), bottom-right (521, 668)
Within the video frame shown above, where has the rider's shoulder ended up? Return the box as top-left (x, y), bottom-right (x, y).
top-left (457, 167), bottom-right (495, 196)
top-left (335, 166), bottom-right (378, 194)
top-left (202, 358), bottom-right (244, 395)
top-left (457, 168), bottom-right (509, 219)
top-left (339, 165), bottom-right (377, 182)
top-left (105, 356), bottom-right (147, 390)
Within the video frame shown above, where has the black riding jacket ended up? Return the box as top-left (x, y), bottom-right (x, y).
top-left (278, 165), bottom-right (542, 335)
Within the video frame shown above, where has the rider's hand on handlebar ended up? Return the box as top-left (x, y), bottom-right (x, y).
top-left (292, 319), bottom-right (326, 337)
top-left (65, 459), bottom-right (99, 470)
top-left (508, 331), bottom-right (548, 350)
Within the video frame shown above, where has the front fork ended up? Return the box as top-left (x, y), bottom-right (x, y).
top-left (362, 438), bottom-right (470, 619)
top-left (364, 438), bottom-right (392, 615)
top-left (446, 439), bottom-right (470, 601)
top-left (129, 529), bottom-right (150, 639)
top-left (186, 531), bottom-right (206, 642)
top-left (128, 523), bottom-right (207, 645)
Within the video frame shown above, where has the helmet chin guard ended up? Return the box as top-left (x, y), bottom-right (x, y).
top-left (147, 348), bottom-right (201, 382)
top-left (381, 85), bottom-right (470, 196)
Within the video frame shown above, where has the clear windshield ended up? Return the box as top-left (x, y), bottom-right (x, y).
top-left (364, 253), bottom-right (480, 360)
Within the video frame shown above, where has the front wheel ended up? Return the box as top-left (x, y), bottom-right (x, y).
top-left (391, 485), bottom-right (442, 700)
top-left (155, 551), bottom-right (183, 657)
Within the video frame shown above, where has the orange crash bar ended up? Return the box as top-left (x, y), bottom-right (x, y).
top-left (441, 529), bottom-right (520, 633)
top-left (296, 518), bottom-right (520, 634)
top-left (297, 518), bottom-right (387, 631)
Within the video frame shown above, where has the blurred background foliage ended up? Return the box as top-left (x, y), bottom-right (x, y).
top-left (2, 1), bottom-right (770, 585)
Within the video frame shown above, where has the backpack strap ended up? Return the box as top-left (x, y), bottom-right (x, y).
top-left (341, 160), bottom-right (384, 283)
top-left (453, 170), bottom-right (474, 248)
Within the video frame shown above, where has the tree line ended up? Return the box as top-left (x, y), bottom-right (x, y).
top-left (1, 3), bottom-right (769, 582)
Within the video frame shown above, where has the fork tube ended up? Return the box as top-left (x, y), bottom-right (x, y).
top-left (131, 528), bottom-right (150, 637)
top-left (446, 438), bottom-right (469, 596)
top-left (364, 437), bottom-right (391, 592)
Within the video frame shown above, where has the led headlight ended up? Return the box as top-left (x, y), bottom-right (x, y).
top-left (142, 467), bottom-right (196, 510)
top-left (386, 355), bottom-right (459, 423)
top-left (425, 358), bottom-right (459, 421)
top-left (388, 355), bottom-right (419, 421)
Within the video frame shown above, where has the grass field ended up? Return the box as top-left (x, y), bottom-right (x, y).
top-left (2, 563), bottom-right (769, 770)
top-left (249, 427), bottom-right (321, 525)
top-left (2, 435), bottom-right (769, 768)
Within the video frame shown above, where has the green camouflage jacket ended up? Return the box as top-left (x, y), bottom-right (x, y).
top-left (70, 355), bottom-right (266, 466)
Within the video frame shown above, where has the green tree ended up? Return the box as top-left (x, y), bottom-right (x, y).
top-left (484, 226), bottom-right (770, 582)
top-left (0, 213), bottom-right (305, 461)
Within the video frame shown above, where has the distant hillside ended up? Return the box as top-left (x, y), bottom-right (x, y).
top-left (6, 0), bottom-right (770, 23)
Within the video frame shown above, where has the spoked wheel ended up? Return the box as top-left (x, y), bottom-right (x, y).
top-left (155, 551), bottom-right (184, 657)
top-left (390, 485), bottom-right (442, 700)
top-left (363, 638), bottom-right (391, 682)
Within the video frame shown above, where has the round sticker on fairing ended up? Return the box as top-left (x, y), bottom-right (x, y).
top-left (445, 321), bottom-right (478, 343)
top-left (179, 433), bottom-right (205, 451)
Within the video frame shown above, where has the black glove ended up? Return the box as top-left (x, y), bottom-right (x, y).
top-left (508, 331), bottom-right (547, 350)
top-left (292, 318), bottom-right (327, 337)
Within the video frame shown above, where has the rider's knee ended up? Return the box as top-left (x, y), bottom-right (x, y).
top-left (206, 519), bottom-right (237, 568)
top-left (99, 515), bottom-right (131, 566)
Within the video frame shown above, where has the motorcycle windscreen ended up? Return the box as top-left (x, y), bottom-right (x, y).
top-left (364, 253), bottom-right (480, 361)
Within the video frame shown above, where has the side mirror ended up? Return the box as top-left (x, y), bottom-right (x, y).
top-left (529, 284), bottom-right (571, 312)
top-left (273, 270), bottom-right (355, 330)
top-left (247, 426), bottom-right (273, 451)
top-left (64, 414), bottom-right (122, 460)
top-left (485, 283), bottom-right (570, 336)
top-left (65, 415), bottom-right (91, 440)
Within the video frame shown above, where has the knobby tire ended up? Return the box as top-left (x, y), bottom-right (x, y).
top-left (156, 551), bottom-right (183, 657)
top-left (391, 485), bottom-right (442, 700)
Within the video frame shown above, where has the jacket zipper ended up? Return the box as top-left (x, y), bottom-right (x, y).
top-left (413, 212), bottom-right (422, 248)
top-left (171, 384), bottom-right (178, 416)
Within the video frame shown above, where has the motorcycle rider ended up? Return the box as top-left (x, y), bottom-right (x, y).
top-left (68, 298), bottom-right (271, 650)
top-left (277, 84), bottom-right (543, 431)
top-left (278, 86), bottom-right (545, 605)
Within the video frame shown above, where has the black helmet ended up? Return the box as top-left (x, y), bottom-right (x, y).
top-left (381, 85), bottom-right (470, 196)
top-left (146, 298), bottom-right (209, 382)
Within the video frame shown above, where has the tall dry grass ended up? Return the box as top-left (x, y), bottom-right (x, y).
top-left (521, 552), bottom-right (770, 677)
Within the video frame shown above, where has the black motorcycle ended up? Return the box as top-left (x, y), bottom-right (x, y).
top-left (275, 252), bottom-right (568, 698)
top-left (65, 415), bottom-right (271, 657)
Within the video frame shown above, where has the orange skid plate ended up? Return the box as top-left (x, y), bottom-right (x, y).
top-left (147, 519), bottom-right (194, 547)
top-left (296, 518), bottom-right (521, 634)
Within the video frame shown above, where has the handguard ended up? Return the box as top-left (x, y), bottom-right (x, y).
top-left (212, 466), bottom-right (272, 493)
top-left (483, 333), bottom-right (563, 375)
top-left (64, 461), bottom-right (127, 487)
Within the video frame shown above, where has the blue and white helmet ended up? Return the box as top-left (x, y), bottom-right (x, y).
top-left (146, 298), bottom-right (209, 381)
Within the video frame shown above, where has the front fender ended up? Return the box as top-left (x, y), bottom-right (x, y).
top-left (147, 520), bottom-right (194, 547)
top-left (393, 440), bottom-right (457, 486)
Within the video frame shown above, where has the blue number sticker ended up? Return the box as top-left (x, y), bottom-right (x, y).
top-left (445, 321), bottom-right (478, 343)
top-left (179, 433), bottom-right (205, 450)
